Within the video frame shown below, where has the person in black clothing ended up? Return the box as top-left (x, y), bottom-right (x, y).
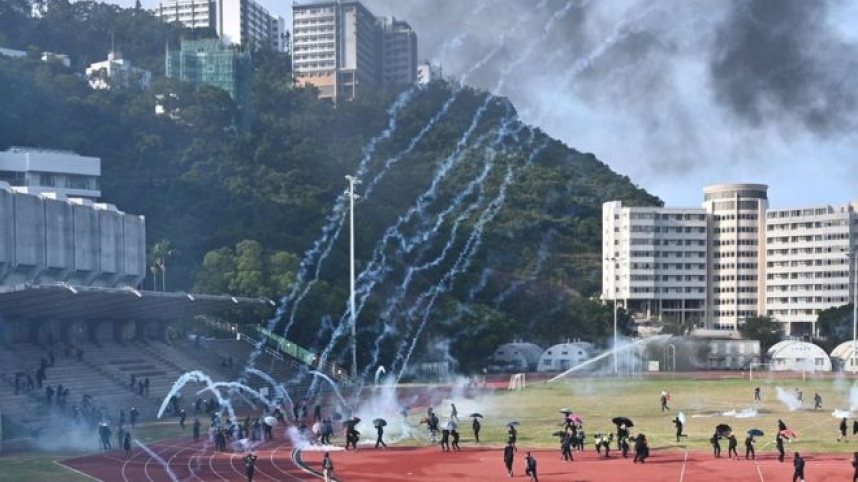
top-left (472, 417), bottom-right (481, 443)
top-left (45, 385), bottom-right (54, 405)
top-left (710, 432), bottom-right (721, 458)
top-left (503, 442), bottom-right (515, 477)
top-left (440, 427), bottom-right (451, 452)
top-left (525, 452), bottom-right (538, 482)
top-left (776, 433), bottom-right (786, 462)
top-left (793, 452), bottom-right (805, 482)
top-left (841, 417), bottom-right (849, 442)
top-left (179, 409), bottom-right (187, 430)
top-left (854, 420), bottom-right (858, 436)
top-left (130, 407), bottom-right (139, 428)
top-left (314, 404), bottom-right (322, 422)
top-left (144, 378), bottom-right (150, 396)
top-left (620, 436), bottom-right (630, 458)
top-left (852, 451), bottom-right (858, 482)
top-left (123, 432), bottom-right (132, 459)
top-left (744, 435), bottom-right (755, 460)
top-left (727, 434), bottom-right (738, 459)
top-left (244, 452), bottom-right (257, 482)
top-left (814, 392), bottom-right (822, 410)
top-left (375, 424), bottom-right (387, 448)
top-left (633, 434), bottom-right (649, 463)
top-left (754, 387), bottom-right (761, 401)
top-left (561, 433), bottom-right (573, 461)
top-left (660, 392), bottom-right (670, 412)
top-left (778, 419), bottom-right (788, 432)
top-left (507, 425), bottom-right (518, 451)
top-left (673, 417), bottom-right (686, 442)
top-left (451, 429), bottom-right (461, 451)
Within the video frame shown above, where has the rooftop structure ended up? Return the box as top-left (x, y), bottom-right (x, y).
top-left (0, 147), bottom-right (100, 199)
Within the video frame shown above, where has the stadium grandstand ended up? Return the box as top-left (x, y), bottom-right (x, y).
top-left (0, 180), bottom-right (338, 445)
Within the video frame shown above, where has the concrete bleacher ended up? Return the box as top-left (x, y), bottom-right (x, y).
top-left (0, 337), bottom-right (336, 438)
top-left (0, 343), bottom-right (150, 435)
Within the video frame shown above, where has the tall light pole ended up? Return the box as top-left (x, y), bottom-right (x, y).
top-left (346, 175), bottom-right (361, 381)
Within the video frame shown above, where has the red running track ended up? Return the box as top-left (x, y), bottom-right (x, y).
top-left (63, 440), bottom-right (857, 481)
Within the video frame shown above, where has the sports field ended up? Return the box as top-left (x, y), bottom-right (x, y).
top-left (4, 374), bottom-right (858, 481)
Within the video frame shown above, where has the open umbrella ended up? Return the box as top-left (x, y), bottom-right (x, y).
top-left (351, 416), bottom-right (361, 424)
top-left (779, 429), bottom-right (798, 439)
top-left (677, 411), bottom-right (686, 425)
top-left (469, 413), bottom-right (484, 418)
top-left (331, 412), bottom-right (343, 421)
top-left (560, 408), bottom-right (573, 414)
top-left (373, 418), bottom-right (387, 428)
top-left (263, 416), bottom-right (278, 427)
top-left (507, 421), bottom-right (520, 427)
top-left (716, 424), bottom-right (732, 436)
top-left (747, 429), bottom-right (764, 437)
top-left (612, 416), bottom-right (634, 427)
top-left (568, 415), bottom-right (583, 424)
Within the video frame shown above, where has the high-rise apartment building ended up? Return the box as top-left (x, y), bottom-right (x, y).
top-left (156, 0), bottom-right (285, 52)
top-left (381, 18), bottom-right (417, 86)
top-left (603, 183), bottom-right (858, 336)
top-left (292, 1), bottom-right (418, 100)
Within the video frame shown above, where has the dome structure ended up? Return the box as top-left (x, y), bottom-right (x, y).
top-left (537, 341), bottom-right (595, 373)
top-left (830, 341), bottom-right (858, 372)
top-left (766, 340), bottom-right (831, 372)
top-left (491, 342), bottom-right (543, 371)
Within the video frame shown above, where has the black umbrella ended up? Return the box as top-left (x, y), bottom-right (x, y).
top-left (747, 428), bottom-right (764, 437)
top-left (469, 413), bottom-right (484, 418)
top-left (331, 412), bottom-right (343, 421)
top-left (507, 421), bottom-right (520, 427)
top-left (373, 418), bottom-right (387, 427)
top-left (612, 416), bottom-right (634, 427)
top-left (716, 424), bottom-right (732, 435)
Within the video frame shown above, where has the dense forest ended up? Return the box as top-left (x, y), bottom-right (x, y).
top-left (0, 0), bottom-right (661, 373)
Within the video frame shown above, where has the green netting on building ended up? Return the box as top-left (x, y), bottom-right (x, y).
top-left (166, 39), bottom-right (252, 130)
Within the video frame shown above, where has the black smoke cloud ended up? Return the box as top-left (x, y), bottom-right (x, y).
top-left (361, 0), bottom-right (858, 204)
top-left (711, 0), bottom-right (858, 135)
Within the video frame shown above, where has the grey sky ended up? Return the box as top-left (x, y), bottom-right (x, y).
top-left (108, 0), bottom-right (858, 207)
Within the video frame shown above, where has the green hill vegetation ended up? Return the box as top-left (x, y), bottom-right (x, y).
top-left (0, 0), bottom-right (661, 371)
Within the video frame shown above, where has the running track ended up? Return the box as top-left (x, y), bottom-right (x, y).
top-left (63, 439), bottom-right (856, 481)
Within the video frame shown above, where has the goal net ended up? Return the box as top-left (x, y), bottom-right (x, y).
top-left (508, 373), bottom-right (526, 391)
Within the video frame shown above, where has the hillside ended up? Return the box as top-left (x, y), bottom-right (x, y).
top-left (0, 0), bottom-right (661, 372)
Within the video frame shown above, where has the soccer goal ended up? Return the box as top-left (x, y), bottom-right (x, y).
top-left (508, 373), bottom-right (526, 391)
top-left (747, 362), bottom-right (772, 381)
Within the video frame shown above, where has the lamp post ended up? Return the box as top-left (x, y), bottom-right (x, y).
top-left (346, 175), bottom-right (361, 381)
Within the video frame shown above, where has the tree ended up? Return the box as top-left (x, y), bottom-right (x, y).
top-left (739, 316), bottom-right (782, 353)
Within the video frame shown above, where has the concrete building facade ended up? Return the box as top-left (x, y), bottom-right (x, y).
top-left (0, 184), bottom-right (146, 288)
top-left (156, 0), bottom-right (285, 51)
top-left (292, 1), bottom-right (418, 100)
top-left (604, 183), bottom-right (858, 336)
top-left (0, 147), bottom-right (100, 199)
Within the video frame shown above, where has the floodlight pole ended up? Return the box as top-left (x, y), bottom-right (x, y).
top-left (346, 175), bottom-right (361, 381)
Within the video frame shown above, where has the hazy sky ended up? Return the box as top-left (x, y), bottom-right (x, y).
top-left (109, 0), bottom-right (858, 208)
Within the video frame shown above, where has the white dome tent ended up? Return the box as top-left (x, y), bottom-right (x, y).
top-left (537, 340), bottom-right (595, 372)
top-left (830, 341), bottom-right (858, 373)
top-left (766, 340), bottom-right (832, 372)
top-left (491, 342), bottom-right (543, 371)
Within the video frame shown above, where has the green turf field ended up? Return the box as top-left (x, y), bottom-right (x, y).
top-left (4, 375), bottom-right (858, 480)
